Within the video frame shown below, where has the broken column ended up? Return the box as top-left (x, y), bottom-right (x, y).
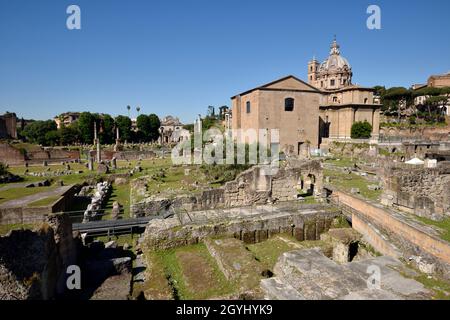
top-left (88, 156), bottom-right (94, 171)
top-left (111, 157), bottom-right (117, 170)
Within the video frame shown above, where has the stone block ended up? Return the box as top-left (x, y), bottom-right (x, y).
top-left (294, 227), bottom-right (304, 241)
top-left (242, 230), bottom-right (256, 244)
top-left (304, 221), bottom-right (317, 240)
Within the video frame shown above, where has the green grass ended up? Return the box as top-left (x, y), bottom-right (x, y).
top-left (324, 157), bottom-right (355, 168)
top-left (300, 195), bottom-right (317, 204)
top-left (398, 265), bottom-right (450, 300)
top-left (415, 216), bottom-right (450, 243)
top-left (414, 273), bottom-right (450, 300)
top-left (0, 223), bottom-right (36, 236)
top-left (26, 195), bottom-right (61, 207)
top-left (103, 183), bottom-right (131, 219)
top-left (246, 234), bottom-right (330, 270)
top-left (152, 243), bottom-right (235, 300)
top-left (96, 234), bottom-right (136, 248)
top-left (324, 168), bottom-right (382, 201)
top-left (0, 186), bottom-right (58, 205)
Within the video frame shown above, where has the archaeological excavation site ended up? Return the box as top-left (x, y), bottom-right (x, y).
top-left (1, 150), bottom-right (449, 301)
top-left (1, 1), bottom-right (450, 307)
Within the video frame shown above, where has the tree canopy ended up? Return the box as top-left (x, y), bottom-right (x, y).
top-left (115, 115), bottom-right (132, 142)
top-left (21, 120), bottom-right (57, 145)
top-left (351, 121), bottom-right (372, 139)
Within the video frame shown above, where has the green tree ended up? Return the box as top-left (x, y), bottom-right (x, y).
top-left (99, 114), bottom-right (115, 144)
top-left (60, 124), bottom-right (80, 145)
top-left (382, 87), bottom-right (413, 121)
top-left (115, 115), bottom-right (132, 142)
top-left (21, 120), bottom-right (57, 145)
top-left (44, 130), bottom-right (60, 146)
top-left (78, 112), bottom-right (96, 144)
top-left (136, 114), bottom-right (151, 141)
top-left (373, 85), bottom-right (386, 97)
top-left (351, 121), bottom-right (372, 139)
top-left (148, 114), bottom-right (161, 142)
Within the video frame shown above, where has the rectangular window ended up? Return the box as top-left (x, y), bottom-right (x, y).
top-left (330, 79), bottom-right (335, 86)
top-left (246, 101), bottom-right (251, 114)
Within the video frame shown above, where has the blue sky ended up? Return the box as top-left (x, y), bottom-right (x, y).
top-left (1, 0), bottom-right (449, 123)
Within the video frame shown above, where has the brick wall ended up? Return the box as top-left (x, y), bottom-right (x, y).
top-left (335, 190), bottom-right (450, 265)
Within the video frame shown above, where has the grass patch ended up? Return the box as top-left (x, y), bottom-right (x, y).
top-left (103, 183), bottom-right (130, 219)
top-left (324, 168), bottom-right (382, 201)
top-left (27, 195), bottom-right (60, 207)
top-left (96, 234), bottom-right (136, 248)
top-left (415, 216), bottom-right (450, 243)
top-left (300, 195), bottom-right (317, 204)
top-left (0, 223), bottom-right (36, 236)
top-left (414, 273), bottom-right (450, 300)
top-left (324, 157), bottom-right (355, 168)
top-left (152, 243), bottom-right (235, 300)
top-left (0, 186), bottom-right (58, 205)
top-left (246, 234), bottom-right (330, 270)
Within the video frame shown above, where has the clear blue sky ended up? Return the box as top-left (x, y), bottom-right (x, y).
top-left (1, 0), bottom-right (449, 123)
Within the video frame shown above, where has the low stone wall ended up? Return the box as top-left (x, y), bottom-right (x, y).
top-left (141, 204), bottom-right (340, 251)
top-left (115, 150), bottom-right (156, 160)
top-left (0, 143), bottom-right (81, 166)
top-left (351, 213), bottom-right (401, 258)
top-left (334, 190), bottom-right (450, 278)
top-left (0, 185), bottom-right (79, 225)
top-left (0, 143), bottom-right (25, 165)
top-left (380, 125), bottom-right (450, 142)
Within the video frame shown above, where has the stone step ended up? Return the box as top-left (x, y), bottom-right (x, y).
top-left (261, 249), bottom-right (430, 300)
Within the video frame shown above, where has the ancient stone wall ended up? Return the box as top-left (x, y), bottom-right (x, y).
top-left (0, 143), bottom-right (80, 165)
top-left (335, 190), bottom-right (450, 278)
top-left (380, 125), bottom-right (450, 142)
top-left (0, 214), bottom-right (79, 300)
top-left (142, 205), bottom-right (339, 251)
top-left (0, 143), bottom-right (25, 165)
top-left (381, 163), bottom-right (450, 220)
top-left (0, 185), bottom-right (79, 225)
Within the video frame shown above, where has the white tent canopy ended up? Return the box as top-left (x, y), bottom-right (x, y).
top-left (405, 157), bottom-right (425, 165)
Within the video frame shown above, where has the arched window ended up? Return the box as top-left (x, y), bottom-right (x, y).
top-left (285, 98), bottom-right (294, 112)
top-left (246, 101), bottom-right (251, 113)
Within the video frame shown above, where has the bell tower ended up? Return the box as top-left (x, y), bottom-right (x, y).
top-left (308, 56), bottom-right (319, 87)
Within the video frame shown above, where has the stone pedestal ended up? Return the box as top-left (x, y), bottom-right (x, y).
top-left (88, 157), bottom-right (94, 171)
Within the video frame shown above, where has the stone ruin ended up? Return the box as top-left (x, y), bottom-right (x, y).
top-left (0, 214), bottom-right (78, 300)
top-left (381, 161), bottom-right (450, 221)
top-left (261, 248), bottom-right (430, 300)
top-left (82, 182), bottom-right (111, 222)
top-left (131, 160), bottom-right (323, 217)
top-left (141, 203), bottom-right (340, 251)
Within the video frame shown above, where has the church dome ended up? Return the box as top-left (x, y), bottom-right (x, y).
top-left (319, 39), bottom-right (351, 73)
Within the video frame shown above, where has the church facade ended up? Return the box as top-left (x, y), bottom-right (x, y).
top-left (231, 38), bottom-right (381, 155)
